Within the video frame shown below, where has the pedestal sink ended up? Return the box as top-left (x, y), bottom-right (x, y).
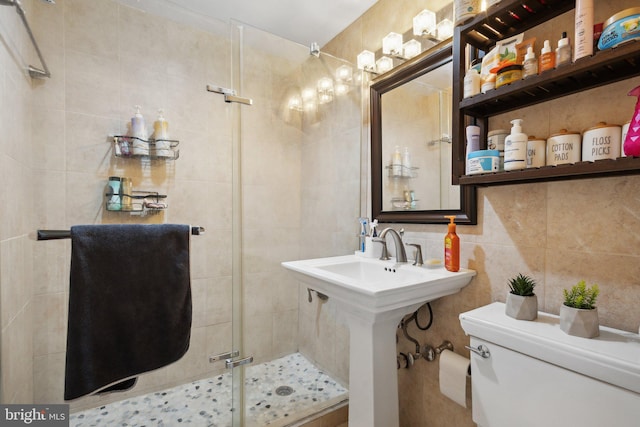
top-left (282, 254), bottom-right (476, 427)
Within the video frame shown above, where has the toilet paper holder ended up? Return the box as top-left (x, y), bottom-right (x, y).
top-left (435, 341), bottom-right (454, 354)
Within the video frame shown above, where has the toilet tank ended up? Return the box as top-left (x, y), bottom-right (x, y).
top-left (460, 302), bottom-right (640, 427)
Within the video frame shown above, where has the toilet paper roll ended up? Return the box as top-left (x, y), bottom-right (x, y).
top-left (439, 349), bottom-right (471, 408)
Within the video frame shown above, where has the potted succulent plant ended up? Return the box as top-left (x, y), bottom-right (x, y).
top-left (505, 273), bottom-right (538, 320)
top-left (560, 280), bottom-right (600, 338)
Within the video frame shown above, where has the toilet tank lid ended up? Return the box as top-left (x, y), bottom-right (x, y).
top-left (459, 302), bottom-right (640, 395)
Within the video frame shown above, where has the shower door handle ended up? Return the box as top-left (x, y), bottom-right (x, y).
top-left (225, 356), bottom-right (254, 369)
top-left (209, 350), bottom-right (239, 363)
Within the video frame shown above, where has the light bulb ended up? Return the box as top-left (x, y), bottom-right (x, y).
top-left (413, 9), bottom-right (436, 37)
top-left (382, 32), bottom-right (403, 56)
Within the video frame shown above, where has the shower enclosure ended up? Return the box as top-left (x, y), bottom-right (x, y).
top-left (20, 0), bottom-right (360, 425)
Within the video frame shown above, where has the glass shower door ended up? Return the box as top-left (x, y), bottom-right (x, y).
top-left (230, 18), bottom-right (358, 426)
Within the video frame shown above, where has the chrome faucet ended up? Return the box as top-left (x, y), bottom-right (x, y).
top-left (378, 228), bottom-right (408, 263)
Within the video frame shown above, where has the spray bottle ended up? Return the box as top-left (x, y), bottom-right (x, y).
top-left (444, 216), bottom-right (460, 272)
top-left (623, 85), bottom-right (640, 157)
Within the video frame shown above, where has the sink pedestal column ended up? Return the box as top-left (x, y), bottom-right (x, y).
top-left (342, 303), bottom-right (424, 427)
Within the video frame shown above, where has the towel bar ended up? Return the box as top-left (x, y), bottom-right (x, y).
top-left (37, 226), bottom-right (205, 240)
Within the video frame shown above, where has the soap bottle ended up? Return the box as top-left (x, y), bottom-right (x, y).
top-left (131, 105), bottom-right (148, 140)
top-left (402, 147), bottom-right (412, 177)
top-left (522, 46), bottom-right (538, 78)
top-left (539, 40), bottom-right (555, 72)
top-left (504, 119), bottom-right (528, 171)
top-left (392, 145), bottom-right (402, 176)
top-left (153, 109), bottom-right (171, 157)
top-left (555, 32), bottom-right (571, 67)
top-left (444, 215), bottom-right (460, 272)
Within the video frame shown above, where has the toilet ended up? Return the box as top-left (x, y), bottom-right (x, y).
top-left (459, 302), bottom-right (640, 427)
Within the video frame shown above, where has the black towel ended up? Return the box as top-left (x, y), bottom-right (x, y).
top-left (64, 224), bottom-right (192, 401)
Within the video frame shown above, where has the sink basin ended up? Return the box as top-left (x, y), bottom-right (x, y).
top-left (282, 254), bottom-right (476, 320)
top-left (282, 254), bottom-right (476, 427)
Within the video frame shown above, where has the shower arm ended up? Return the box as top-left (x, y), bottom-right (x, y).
top-left (1, 0), bottom-right (51, 78)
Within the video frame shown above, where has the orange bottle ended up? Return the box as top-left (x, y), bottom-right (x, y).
top-left (444, 216), bottom-right (460, 272)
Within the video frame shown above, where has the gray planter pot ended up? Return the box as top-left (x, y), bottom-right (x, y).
top-left (505, 293), bottom-right (538, 320)
top-left (560, 304), bottom-right (599, 338)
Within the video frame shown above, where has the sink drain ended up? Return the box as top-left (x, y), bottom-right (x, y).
top-left (275, 386), bottom-right (294, 396)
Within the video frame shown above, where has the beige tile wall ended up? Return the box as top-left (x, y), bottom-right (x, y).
top-left (0, 0), bottom-right (358, 412)
top-left (24, 0), bottom-right (239, 411)
top-left (324, 0), bottom-right (640, 425)
top-left (1, 0), bottom-right (360, 416)
top-left (0, 0), bottom-right (36, 404)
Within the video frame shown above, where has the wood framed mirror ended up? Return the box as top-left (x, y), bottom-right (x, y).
top-left (370, 42), bottom-right (476, 224)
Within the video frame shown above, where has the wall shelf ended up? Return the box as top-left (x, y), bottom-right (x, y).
top-left (459, 156), bottom-right (640, 186)
top-left (452, 0), bottom-right (640, 186)
top-left (105, 190), bottom-right (167, 216)
top-left (113, 136), bottom-right (180, 160)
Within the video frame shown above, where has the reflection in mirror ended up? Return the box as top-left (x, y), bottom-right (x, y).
top-left (381, 61), bottom-right (459, 211)
top-left (371, 43), bottom-right (476, 224)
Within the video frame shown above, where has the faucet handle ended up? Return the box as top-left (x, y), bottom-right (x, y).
top-left (372, 237), bottom-right (390, 260)
top-left (406, 243), bottom-right (423, 266)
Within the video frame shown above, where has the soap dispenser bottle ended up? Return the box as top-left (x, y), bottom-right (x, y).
top-left (153, 109), bottom-right (171, 157)
top-left (504, 119), bottom-right (528, 171)
top-left (130, 105), bottom-right (149, 155)
top-left (402, 147), bottom-right (412, 177)
top-left (392, 145), bottom-right (402, 176)
top-left (444, 215), bottom-right (460, 272)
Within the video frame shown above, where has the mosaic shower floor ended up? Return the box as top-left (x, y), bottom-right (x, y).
top-left (70, 352), bottom-right (348, 427)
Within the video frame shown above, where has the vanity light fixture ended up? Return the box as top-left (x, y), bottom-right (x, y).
top-left (335, 65), bottom-right (353, 95)
top-left (288, 95), bottom-right (303, 111)
top-left (335, 82), bottom-right (349, 96)
top-left (375, 56), bottom-right (393, 74)
top-left (357, 50), bottom-right (376, 73)
top-left (317, 77), bottom-right (334, 104)
top-left (301, 87), bottom-right (317, 111)
top-left (436, 19), bottom-right (454, 40)
top-left (382, 32), bottom-right (403, 57)
top-left (402, 39), bottom-right (422, 59)
top-left (413, 9), bottom-right (437, 37)
top-left (336, 64), bottom-right (353, 82)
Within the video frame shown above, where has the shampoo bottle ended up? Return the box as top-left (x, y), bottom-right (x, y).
top-left (153, 109), bottom-right (171, 157)
top-left (392, 145), bottom-right (402, 176)
top-left (402, 147), bottom-right (412, 177)
top-left (504, 119), bottom-right (528, 171)
top-left (131, 105), bottom-right (148, 140)
top-left (444, 216), bottom-right (460, 272)
top-left (131, 105), bottom-right (149, 155)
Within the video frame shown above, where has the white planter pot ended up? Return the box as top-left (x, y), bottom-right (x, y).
top-left (505, 293), bottom-right (538, 320)
top-left (560, 304), bottom-right (599, 338)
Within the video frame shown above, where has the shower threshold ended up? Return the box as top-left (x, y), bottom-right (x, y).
top-left (70, 352), bottom-right (348, 427)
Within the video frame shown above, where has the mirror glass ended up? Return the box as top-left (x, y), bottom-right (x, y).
top-left (381, 61), bottom-right (458, 211)
top-left (370, 44), bottom-right (476, 224)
